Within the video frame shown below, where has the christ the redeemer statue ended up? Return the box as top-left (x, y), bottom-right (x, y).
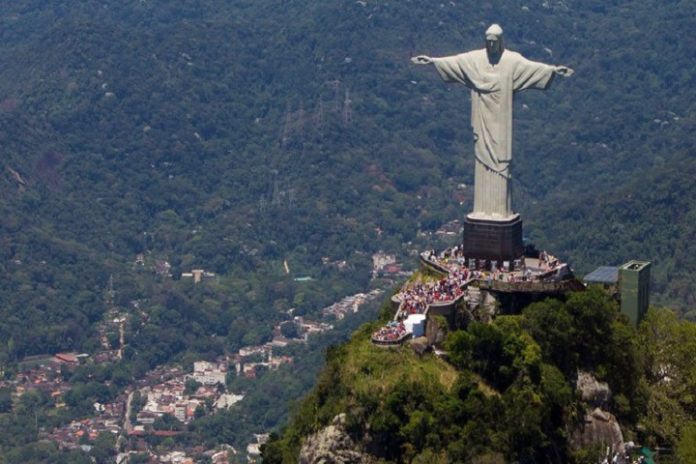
top-left (412, 24), bottom-right (573, 221)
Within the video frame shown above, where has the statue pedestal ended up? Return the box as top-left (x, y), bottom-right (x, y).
top-left (463, 214), bottom-right (523, 262)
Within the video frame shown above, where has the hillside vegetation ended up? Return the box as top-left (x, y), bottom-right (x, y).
top-left (263, 291), bottom-right (696, 463)
top-left (1, 0), bottom-right (695, 354)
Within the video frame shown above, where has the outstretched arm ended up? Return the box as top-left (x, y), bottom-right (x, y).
top-left (554, 65), bottom-right (574, 77)
top-left (513, 55), bottom-right (574, 92)
top-left (411, 55), bottom-right (433, 65)
top-left (412, 53), bottom-right (477, 87)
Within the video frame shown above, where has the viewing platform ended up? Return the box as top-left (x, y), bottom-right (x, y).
top-left (371, 321), bottom-right (412, 346)
top-left (372, 246), bottom-right (581, 346)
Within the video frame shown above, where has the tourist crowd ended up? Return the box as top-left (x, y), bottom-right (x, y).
top-left (396, 269), bottom-right (470, 319)
top-left (371, 321), bottom-right (408, 343)
top-left (372, 251), bottom-right (476, 342)
top-left (424, 247), bottom-right (564, 281)
top-left (372, 246), bottom-right (569, 344)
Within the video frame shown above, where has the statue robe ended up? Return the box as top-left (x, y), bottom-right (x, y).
top-left (432, 49), bottom-right (555, 220)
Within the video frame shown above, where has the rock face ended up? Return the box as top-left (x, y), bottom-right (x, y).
top-left (409, 336), bottom-right (430, 355)
top-left (571, 408), bottom-right (625, 455)
top-left (577, 370), bottom-right (612, 408)
top-left (479, 291), bottom-right (498, 323)
top-left (299, 414), bottom-right (376, 464)
top-left (570, 372), bottom-right (624, 455)
top-left (425, 316), bottom-right (448, 346)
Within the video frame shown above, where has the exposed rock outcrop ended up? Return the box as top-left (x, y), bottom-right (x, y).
top-left (299, 414), bottom-right (376, 464)
top-left (570, 407), bottom-right (625, 455)
top-left (577, 370), bottom-right (612, 408)
top-left (425, 315), bottom-right (448, 346)
top-left (409, 336), bottom-right (430, 355)
top-left (570, 372), bottom-right (625, 456)
top-left (478, 290), bottom-right (498, 323)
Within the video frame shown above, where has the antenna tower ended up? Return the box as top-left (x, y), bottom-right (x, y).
top-left (342, 88), bottom-right (353, 127)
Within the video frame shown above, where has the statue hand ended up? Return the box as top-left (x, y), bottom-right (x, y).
top-left (411, 55), bottom-right (433, 65)
top-left (554, 65), bottom-right (574, 77)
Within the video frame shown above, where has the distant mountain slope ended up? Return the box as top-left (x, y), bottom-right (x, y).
top-left (0, 0), bottom-right (694, 358)
top-left (528, 152), bottom-right (696, 311)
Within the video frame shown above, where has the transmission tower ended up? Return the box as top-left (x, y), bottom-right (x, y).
top-left (297, 100), bottom-right (305, 140)
top-left (315, 98), bottom-right (325, 132)
top-left (270, 169), bottom-right (281, 206)
top-left (342, 88), bottom-right (353, 127)
top-left (281, 101), bottom-right (292, 148)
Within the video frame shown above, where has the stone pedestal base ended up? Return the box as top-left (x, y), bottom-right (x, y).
top-left (463, 214), bottom-right (524, 262)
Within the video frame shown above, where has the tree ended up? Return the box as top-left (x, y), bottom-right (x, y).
top-left (0, 388), bottom-right (13, 413)
top-left (639, 308), bottom-right (696, 445)
top-left (91, 432), bottom-right (116, 464)
top-left (185, 379), bottom-right (202, 396)
top-left (280, 321), bottom-right (299, 339)
top-left (677, 421), bottom-right (696, 463)
top-left (153, 413), bottom-right (183, 432)
top-left (563, 287), bottom-right (619, 370)
top-left (522, 298), bottom-right (577, 375)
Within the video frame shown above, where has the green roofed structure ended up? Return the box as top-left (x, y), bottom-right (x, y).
top-left (584, 261), bottom-right (651, 327)
top-left (619, 260), bottom-right (651, 327)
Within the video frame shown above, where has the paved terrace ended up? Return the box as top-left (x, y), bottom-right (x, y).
top-left (371, 246), bottom-right (575, 345)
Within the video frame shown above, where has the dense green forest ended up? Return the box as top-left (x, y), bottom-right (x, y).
top-left (0, 0), bottom-right (695, 460)
top-left (2, 0), bottom-right (695, 355)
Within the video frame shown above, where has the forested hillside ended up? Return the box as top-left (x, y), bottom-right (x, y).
top-left (2, 0), bottom-right (695, 351)
top-left (264, 292), bottom-right (696, 463)
top-left (0, 0), bottom-right (695, 459)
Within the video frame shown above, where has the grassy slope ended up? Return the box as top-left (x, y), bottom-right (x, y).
top-left (269, 317), bottom-right (458, 461)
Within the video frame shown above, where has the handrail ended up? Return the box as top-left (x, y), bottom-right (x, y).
top-left (371, 333), bottom-right (412, 346)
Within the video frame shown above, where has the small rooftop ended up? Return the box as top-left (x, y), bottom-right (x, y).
top-left (583, 266), bottom-right (619, 285)
top-left (620, 260), bottom-right (650, 272)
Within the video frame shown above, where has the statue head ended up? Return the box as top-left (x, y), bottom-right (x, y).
top-left (485, 24), bottom-right (504, 57)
